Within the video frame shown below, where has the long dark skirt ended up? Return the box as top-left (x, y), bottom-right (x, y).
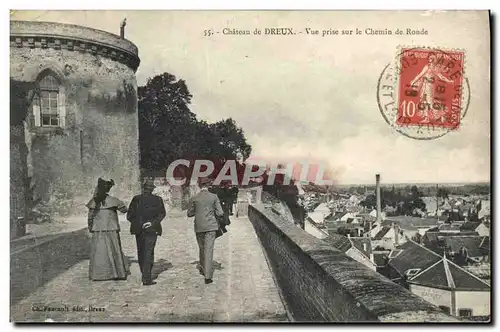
top-left (89, 231), bottom-right (129, 281)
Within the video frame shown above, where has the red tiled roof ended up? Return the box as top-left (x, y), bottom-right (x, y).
top-left (410, 261), bottom-right (449, 287)
top-left (409, 256), bottom-right (490, 291)
top-left (350, 237), bottom-right (372, 257)
top-left (480, 236), bottom-right (490, 251)
top-left (441, 236), bottom-right (484, 257)
top-left (323, 233), bottom-right (352, 252)
top-left (439, 224), bottom-right (461, 231)
top-left (373, 252), bottom-right (389, 266)
top-left (388, 240), bottom-right (442, 276)
top-left (448, 263), bottom-right (490, 290)
top-left (373, 226), bottom-right (391, 240)
top-left (460, 222), bottom-right (481, 231)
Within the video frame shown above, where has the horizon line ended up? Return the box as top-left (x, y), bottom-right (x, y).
top-left (328, 181), bottom-right (491, 186)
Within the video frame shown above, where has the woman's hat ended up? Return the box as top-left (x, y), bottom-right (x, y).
top-left (97, 178), bottom-right (115, 192)
top-left (143, 178), bottom-right (156, 190)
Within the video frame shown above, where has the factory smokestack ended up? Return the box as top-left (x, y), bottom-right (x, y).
top-left (376, 173), bottom-right (381, 224)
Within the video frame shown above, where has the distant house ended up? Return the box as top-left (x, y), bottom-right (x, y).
top-left (408, 254), bottom-right (490, 318)
top-left (384, 216), bottom-right (440, 239)
top-left (422, 231), bottom-right (479, 250)
top-left (479, 236), bottom-right (490, 262)
top-left (358, 212), bottom-right (376, 225)
top-left (369, 209), bottom-right (386, 221)
top-left (441, 200), bottom-right (452, 211)
top-left (340, 212), bottom-right (358, 222)
top-left (422, 232), bottom-right (489, 265)
top-left (438, 224), bottom-right (461, 233)
top-left (384, 205), bottom-right (397, 216)
top-left (385, 240), bottom-right (443, 284)
top-left (459, 202), bottom-right (477, 218)
top-left (323, 234), bottom-right (376, 271)
top-left (478, 200), bottom-right (490, 220)
top-left (305, 202), bottom-right (332, 225)
top-left (412, 208), bottom-right (426, 218)
top-left (421, 196), bottom-right (438, 216)
top-left (372, 250), bottom-right (391, 274)
top-left (475, 223), bottom-right (490, 237)
top-left (364, 189), bottom-right (375, 196)
top-left (327, 222), bottom-right (364, 237)
top-left (384, 240), bottom-right (490, 319)
top-left (368, 222), bottom-right (382, 238)
top-left (304, 217), bottom-right (329, 239)
top-left (441, 235), bottom-right (489, 265)
top-left (349, 194), bottom-right (361, 204)
top-left (326, 211), bottom-right (348, 222)
top-left (371, 224), bottom-right (406, 250)
top-left (461, 221), bottom-right (490, 237)
top-left (314, 202), bottom-right (330, 214)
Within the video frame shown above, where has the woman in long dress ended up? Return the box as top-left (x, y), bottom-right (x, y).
top-left (409, 54), bottom-right (454, 123)
top-left (86, 178), bottom-right (129, 281)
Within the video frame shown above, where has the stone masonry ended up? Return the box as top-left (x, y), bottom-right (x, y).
top-left (10, 20), bottom-right (141, 220)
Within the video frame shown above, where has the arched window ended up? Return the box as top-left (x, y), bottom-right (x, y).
top-left (32, 71), bottom-right (66, 128)
top-left (39, 74), bottom-right (59, 126)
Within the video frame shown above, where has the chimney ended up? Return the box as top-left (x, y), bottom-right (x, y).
top-left (120, 18), bottom-right (127, 39)
top-left (394, 223), bottom-right (399, 245)
top-left (376, 174), bottom-right (382, 224)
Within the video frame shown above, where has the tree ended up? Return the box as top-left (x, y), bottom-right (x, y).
top-left (138, 72), bottom-right (252, 181)
top-left (138, 73), bottom-right (196, 172)
top-left (360, 194), bottom-right (377, 210)
top-left (336, 226), bottom-right (349, 236)
top-left (360, 185), bottom-right (427, 216)
top-left (210, 118), bottom-right (251, 162)
top-left (437, 187), bottom-right (449, 200)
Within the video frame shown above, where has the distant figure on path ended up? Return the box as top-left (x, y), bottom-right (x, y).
top-left (228, 185), bottom-right (239, 215)
top-left (209, 182), bottom-right (231, 230)
top-left (127, 179), bottom-right (166, 286)
top-left (86, 178), bottom-right (129, 281)
top-left (187, 178), bottom-right (224, 284)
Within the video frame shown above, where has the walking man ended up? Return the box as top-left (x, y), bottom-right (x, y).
top-left (187, 177), bottom-right (224, 284)
top-left (127, 179), bottom-right (166, 286)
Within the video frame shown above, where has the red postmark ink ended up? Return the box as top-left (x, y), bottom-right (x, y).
top-left (396, 48), bottom-right (465, 129)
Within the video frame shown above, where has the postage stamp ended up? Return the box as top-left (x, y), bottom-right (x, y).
top-left (377, 47), bottom-right (470, 140)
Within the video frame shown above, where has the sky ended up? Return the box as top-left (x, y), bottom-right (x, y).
top-left (11, 10), bottom-right (491, 185)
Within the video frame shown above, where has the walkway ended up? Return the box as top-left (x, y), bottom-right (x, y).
top-left (10, 210), bottom-right (287, 322)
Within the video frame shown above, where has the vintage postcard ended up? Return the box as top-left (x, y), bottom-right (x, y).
top-left (9, 10), bottom-right (491, 323)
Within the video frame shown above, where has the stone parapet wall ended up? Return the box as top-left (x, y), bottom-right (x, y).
top-left (248, 204), bottom-right (459, 322)
top-left (10, 227), bottom-right (90, 306)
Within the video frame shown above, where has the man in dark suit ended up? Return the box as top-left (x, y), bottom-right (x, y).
top-left (228, 185), bottom-right (239, 215)
top-left (127, 179), bottom-right (166, 286)
top-left (187, 177), bottom-right (224, 284)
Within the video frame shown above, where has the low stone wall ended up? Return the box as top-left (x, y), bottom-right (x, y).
top-left (248, 204), bottom-right (458, 322)
top-left (10, 227), bottom-right (90, 306)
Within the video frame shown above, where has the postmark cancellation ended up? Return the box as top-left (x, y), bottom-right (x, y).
top-left (377, 46), bottom-right (470, 140)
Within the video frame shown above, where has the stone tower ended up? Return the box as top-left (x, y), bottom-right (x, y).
top-left (10, 20), bottom-right (141, 232)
